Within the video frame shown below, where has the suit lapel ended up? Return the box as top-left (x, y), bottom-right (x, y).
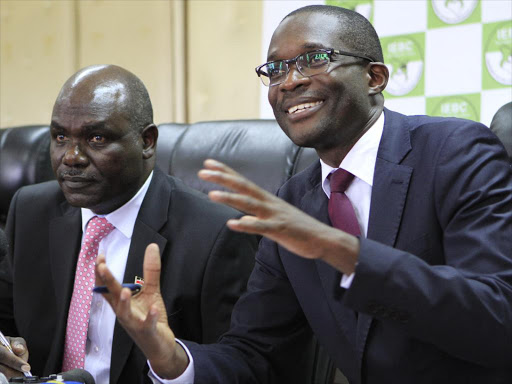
top-left (298, 165), bottom-right (359, 349)
top-left (110, 169), bottom-right (170, 384)
top-left (355, 109), bottom-right (413, 368)
top-left (46, 202), bottom-right (81, 373)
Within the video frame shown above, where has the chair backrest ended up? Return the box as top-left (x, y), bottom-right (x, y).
top-left (168, 119), bottom-right (316, 194)
top-left (0, 125), bottom-right (54, 224)
top-left (0, 120), bottom-right (319, 225)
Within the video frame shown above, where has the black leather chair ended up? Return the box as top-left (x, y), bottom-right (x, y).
top-left (0, 125), bottom-right (54, 226)
top-left (0, 228), bottom-right (7, 265)
top-left (0, 120), bottom-right (338, 384)
top-left (0, 120), bottom-right (320, 225)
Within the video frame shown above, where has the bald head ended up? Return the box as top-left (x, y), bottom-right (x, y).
top-left (55, 65), bottom-right (153, 132)
top-left (50, 65), bottom-right (158, 214)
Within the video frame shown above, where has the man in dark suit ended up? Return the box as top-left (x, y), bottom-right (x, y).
top-left (0, 65), bottom-right (258, 384)
top-left (94, 5), bottom-right (512, 384)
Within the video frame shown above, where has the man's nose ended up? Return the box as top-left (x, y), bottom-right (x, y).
top-left (62, 144), bottom-right (88, 166)
top-left (279, 64), bottom-right (310, 91)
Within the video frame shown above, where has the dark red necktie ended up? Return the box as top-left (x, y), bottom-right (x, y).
top-left (328, 169), bottom-right (360, 236)
top-left (328, 169), bottom-right (360, 336)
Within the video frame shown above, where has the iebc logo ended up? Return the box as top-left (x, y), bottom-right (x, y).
top-left (384, 36), bottom-right (424, 97)
top-left (484, 22), bottom-right (512, 86)
top-left (432, 95), bottom-right (479, 121)
top-left (431, 0), bottom-right (478, 25)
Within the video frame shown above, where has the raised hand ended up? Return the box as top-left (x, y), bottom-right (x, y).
top-left (0, 336), bottom-right (30, 379)
top-left (198, 159), bottom-right (359, 274)
top-left (95, 243), bottom-right (189, 379)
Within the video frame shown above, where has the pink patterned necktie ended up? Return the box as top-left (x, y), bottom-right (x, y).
top-left (62, 216), bottom-right (115, 371)
top-left (328, 169), bottom-right (361, 236)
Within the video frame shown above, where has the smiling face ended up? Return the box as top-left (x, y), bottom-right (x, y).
top-left (50, 66), bottom-right (155, 214)
top-left (267, 12), bottom-right (376, 157)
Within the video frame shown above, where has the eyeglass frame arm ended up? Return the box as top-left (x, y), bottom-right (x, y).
top-left (255, 48), bottom-right (376, 83)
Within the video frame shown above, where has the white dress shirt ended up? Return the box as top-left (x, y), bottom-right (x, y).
top-left (80, 172), bottom-right (153, 384)
top-left (156, 112), bottom-right (385, 384)
top-left (321, 112), bottom-right (384, 287)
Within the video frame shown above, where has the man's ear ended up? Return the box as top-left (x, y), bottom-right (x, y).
top-left (141, 124), bottom-right (158, 159)
top-left (367, 62), bottom-right (389, 95)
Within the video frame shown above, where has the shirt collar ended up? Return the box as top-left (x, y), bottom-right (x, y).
top-left (81, 171), bottom-right (154, 238)
top-left (321, 112), bottom-right (384, 195)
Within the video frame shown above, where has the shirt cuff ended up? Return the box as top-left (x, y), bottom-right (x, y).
top-left (340, 272), bottom-right (355, 289)
top-left (147, 339), bottom-right (195, 384)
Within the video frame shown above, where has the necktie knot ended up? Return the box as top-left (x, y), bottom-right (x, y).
top-left (85, 216), bottom-right (115, 243)
top-left (330, 169), bottom-right (355, 193)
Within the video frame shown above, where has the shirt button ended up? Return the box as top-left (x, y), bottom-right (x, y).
top-left (94, 346), bottom-right (99, 353)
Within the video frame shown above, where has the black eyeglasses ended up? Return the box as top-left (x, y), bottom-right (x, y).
top-left (255, 48), bottom-right (375, 87)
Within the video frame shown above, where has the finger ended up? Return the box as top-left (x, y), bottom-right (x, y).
top-left (95, 261), bottom-right (123, 306)
top-left (202, 159), bottom-right (238, 175)
top-left (143, 304), bottom-right (159, 331)
top-left (226, 216), bottom-right (279, 235)
top-left (0, 363), bottom-right (26, 380)
top-left (0, 346), bottom-right (29, 372)
top-left (208, 191), bottom-right (270, 217)
top-left (10, 338), bottom-right (28, 361)
top-left (198, 169), bottom-right (267, 200)
top-left (116, 287), bottom-right (135, 323)
top-left (95, 253), bottom-right (107, 288)
top-left (142, 244), bottom-right (161, 295)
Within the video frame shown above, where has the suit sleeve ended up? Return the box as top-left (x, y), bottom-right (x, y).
top-left (0, 190), bottom-right (19, 336)
top-left (199, 223), bottom-right (258, 343)
top-left (186, 235), bottom-right (315, 384)
top-left (345, 123), bottom-right (512, 367)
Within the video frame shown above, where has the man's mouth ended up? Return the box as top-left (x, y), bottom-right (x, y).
top-left (60, 174), bottom-right (95, 189)
top-left (287, 100), bottom-right (323, 115)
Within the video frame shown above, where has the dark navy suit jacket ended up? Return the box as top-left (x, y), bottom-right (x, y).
top-left (186, 109), bottom-right (512, 384)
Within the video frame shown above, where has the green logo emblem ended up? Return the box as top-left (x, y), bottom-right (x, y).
top-left (382, 33), bottom-right (425, 98)
top-left (431, 0), bottom-right (478, 24)
top-left (427, 94), bottom-right (480, 121)
top-left (483, 21), bottom-right (512, 88)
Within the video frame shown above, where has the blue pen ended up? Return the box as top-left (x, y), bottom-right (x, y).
top-left (93, 283), bottom-right (142, 294)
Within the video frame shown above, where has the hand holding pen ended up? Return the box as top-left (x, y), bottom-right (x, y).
top-left (0, 329), bottom-right (32, 378)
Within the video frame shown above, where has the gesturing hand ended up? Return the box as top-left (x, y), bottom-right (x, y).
top-left (95, 243), bottom-right (189, 379)
top-left (198, 159), bottom-right (359, 274)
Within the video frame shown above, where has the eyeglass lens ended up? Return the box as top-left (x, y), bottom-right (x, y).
top-left (261, 50), bottom-right (331, 86)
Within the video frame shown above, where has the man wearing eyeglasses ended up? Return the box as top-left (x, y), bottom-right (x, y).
top-left (95, 5), bottom-right (512, 384)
